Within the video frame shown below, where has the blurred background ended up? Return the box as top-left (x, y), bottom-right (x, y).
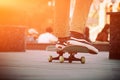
top-left (0, 0), bottom-right (120, 42)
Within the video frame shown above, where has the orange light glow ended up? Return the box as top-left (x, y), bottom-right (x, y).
top-left (0, 0), bottom-right (15, 6)
top-left (0, 0), bottom-right (53, 33)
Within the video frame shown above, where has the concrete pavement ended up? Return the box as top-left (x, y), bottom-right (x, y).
top-left (0, 50), bottom-right (120, 80)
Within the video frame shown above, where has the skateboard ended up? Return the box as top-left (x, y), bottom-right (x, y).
top-left (48, 45), bottom-right (90, 64)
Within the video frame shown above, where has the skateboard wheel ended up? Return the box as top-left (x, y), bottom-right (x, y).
top-left (59, 56), bottom-right (64, 63)
top-left (48, 55), bottom-right (52, 62)
top-left (81, 56), bottom-right (85, 64)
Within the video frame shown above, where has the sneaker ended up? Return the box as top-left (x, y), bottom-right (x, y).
top-left (67, 37), bottom-right (99, 54)
top-left (55, 37), bottom-right (70, 51)
top-left (67, 31), bottom-right (99, 54)
top-left (56, 31), bottom-right (99, 54)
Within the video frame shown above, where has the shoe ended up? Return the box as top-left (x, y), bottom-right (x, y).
top-left (56, 31), bottom-right (99, 54)
top-left (67, 37), bottom-right (99, 54)
top-left (55, 37), bottom-right (70, 51)
top-left (67, 31), bottom-right (99, 54)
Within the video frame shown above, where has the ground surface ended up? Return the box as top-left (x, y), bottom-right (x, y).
top-left (0, 50), bottom-right (120, 80)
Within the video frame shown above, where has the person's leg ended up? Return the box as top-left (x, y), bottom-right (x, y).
top-left (70, 0), bottom-right (93, 34)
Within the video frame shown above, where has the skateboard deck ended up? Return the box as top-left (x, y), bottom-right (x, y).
top-left (62, 45), bottom-right (89, 53)
top-left (46, 45), bottom-right (89, 53)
